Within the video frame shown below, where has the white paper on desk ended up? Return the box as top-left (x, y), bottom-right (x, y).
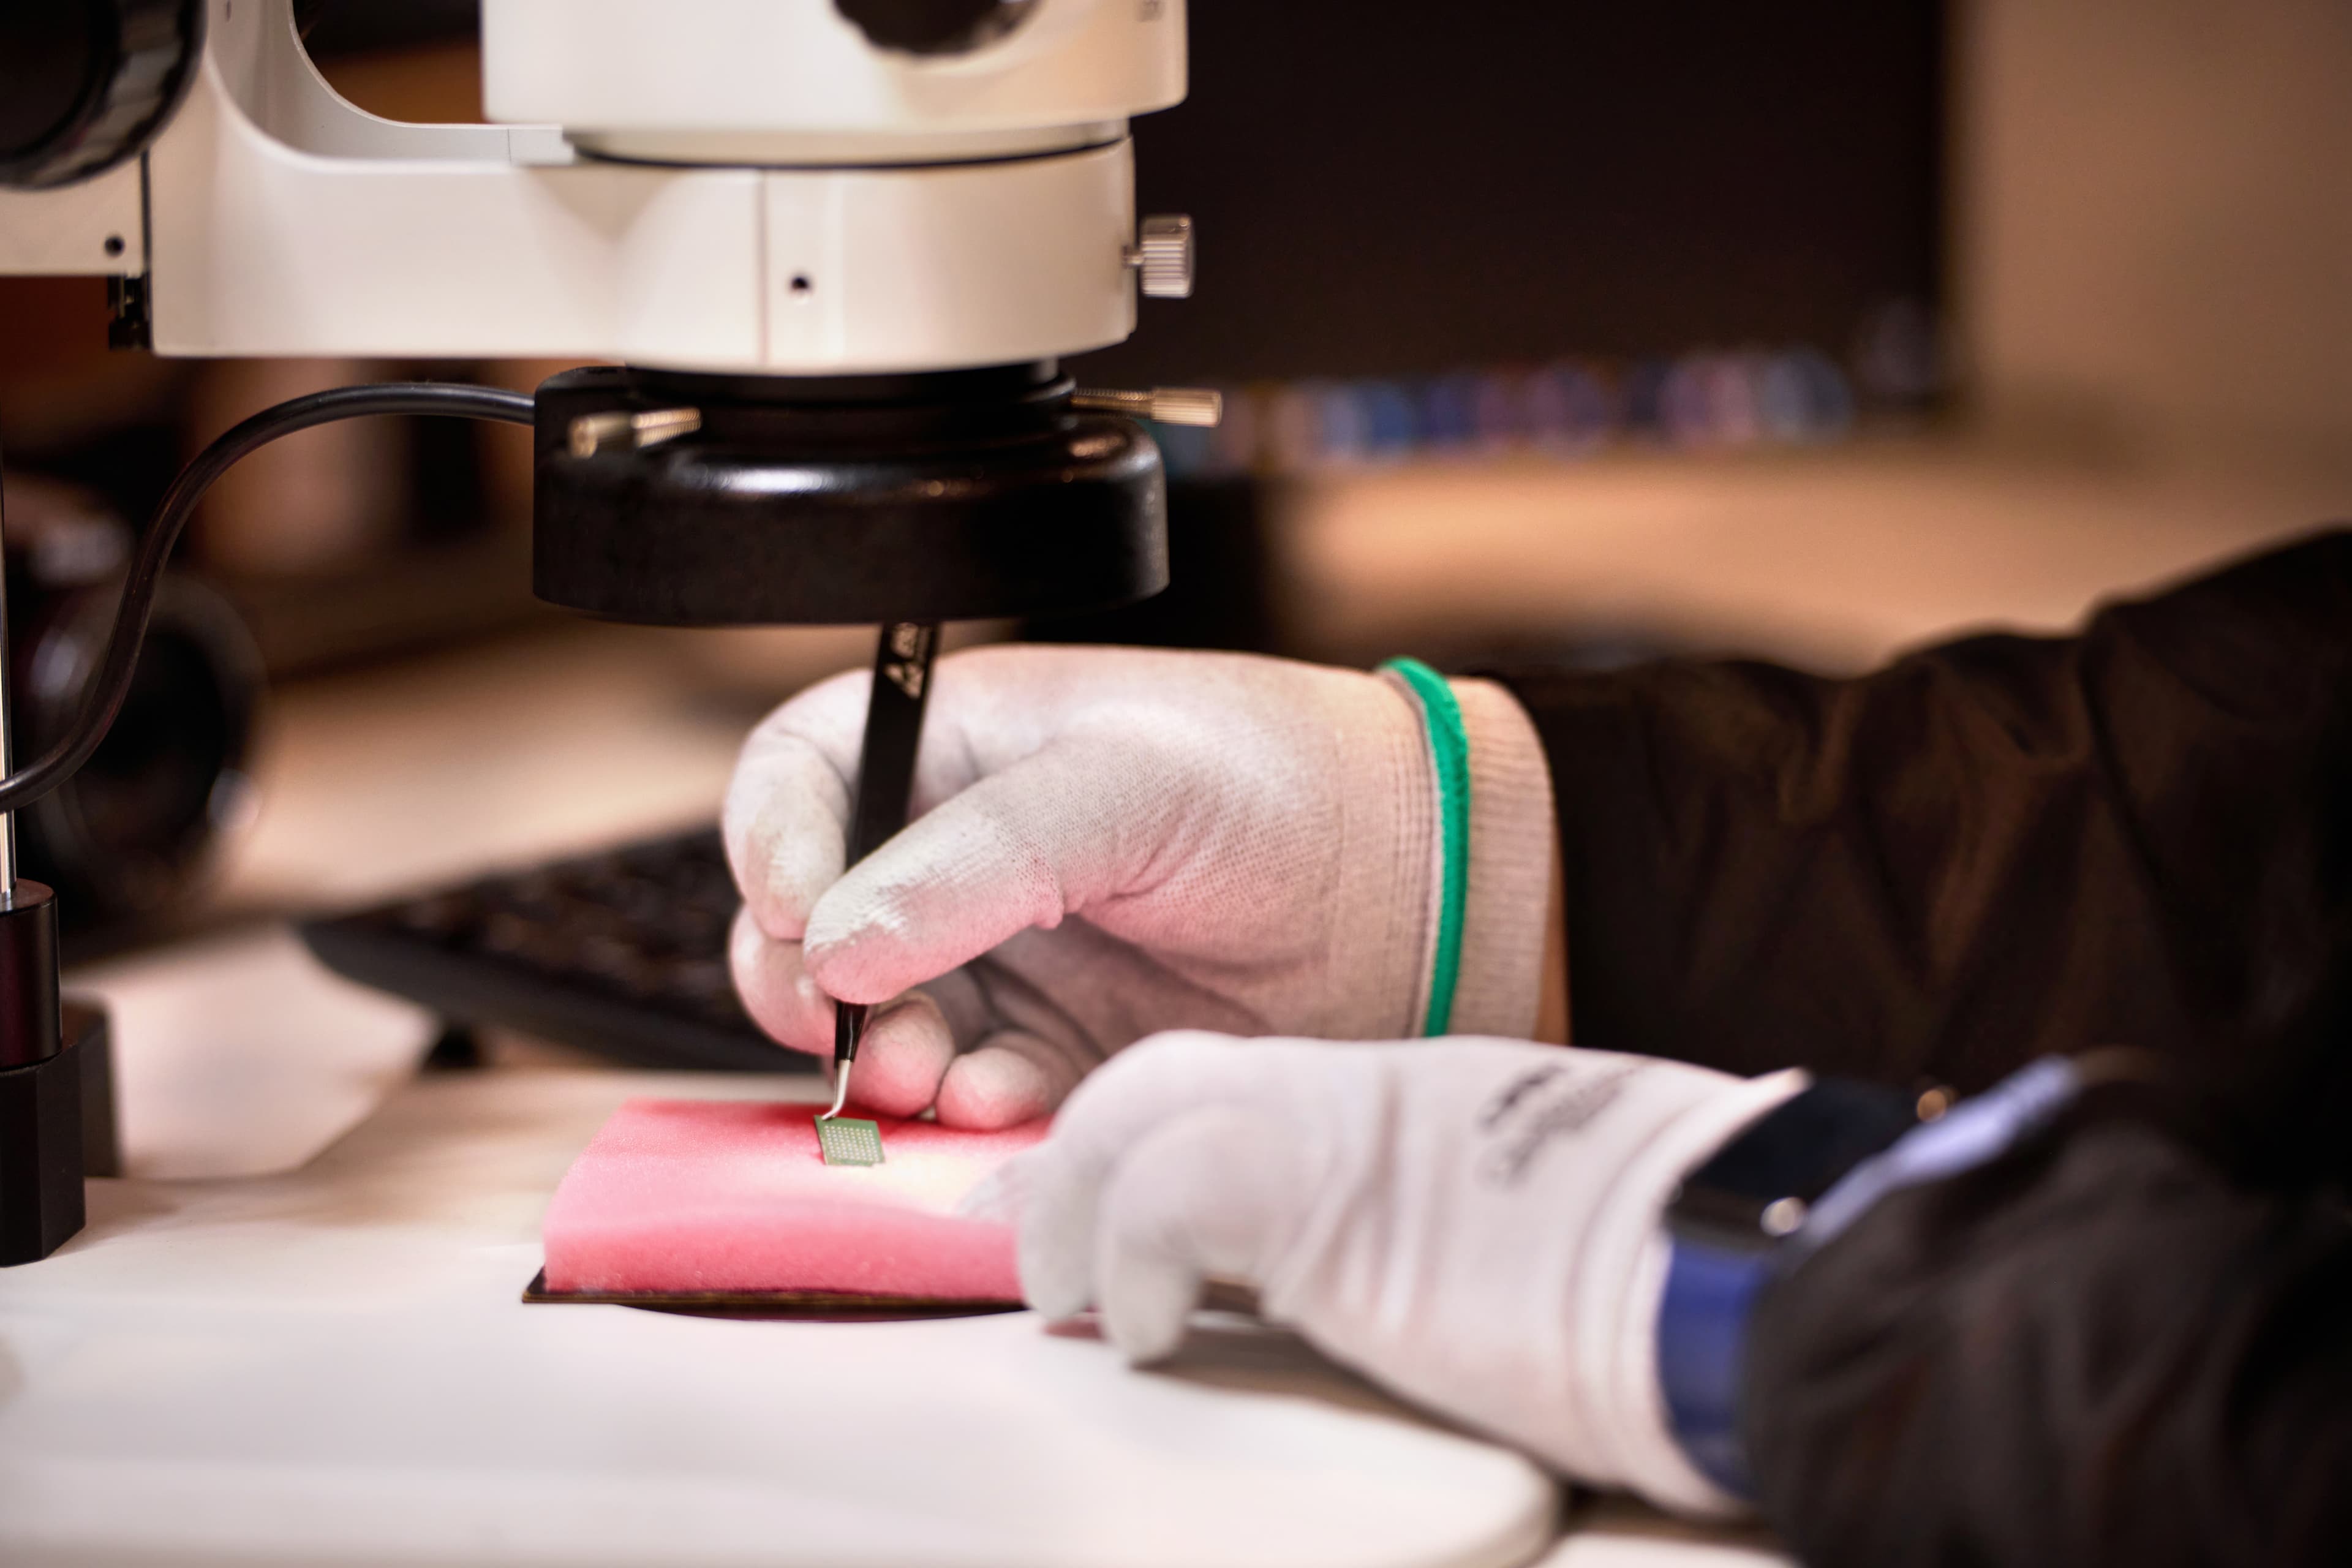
top-left (66, 923), bottom-right (434, 1180)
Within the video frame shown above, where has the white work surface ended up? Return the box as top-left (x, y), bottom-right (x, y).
top-left (0, 1045), bottom-right (1787, 1568)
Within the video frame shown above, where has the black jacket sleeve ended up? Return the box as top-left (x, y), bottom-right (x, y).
top-left (1495, 527), bottom-right (2352, 1566)
top-left (1741, 1090), bottom-right (2352, 1567)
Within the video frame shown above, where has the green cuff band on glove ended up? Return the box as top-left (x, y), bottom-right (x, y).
top-left (1381, 657), bottom-right (1470, 1036)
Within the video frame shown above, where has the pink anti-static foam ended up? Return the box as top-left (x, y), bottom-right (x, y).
top-left (541, 1099), bottom-right (1050, 1301)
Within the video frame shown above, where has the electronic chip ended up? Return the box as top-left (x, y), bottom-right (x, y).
top-left (816, 1116), bottom-right (885, 1167)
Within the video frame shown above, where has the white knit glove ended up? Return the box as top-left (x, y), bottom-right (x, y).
top-left (725, 645), bottom-right (1555, 1127)
top-left (988, 1031), bottom-right (1805, 1516)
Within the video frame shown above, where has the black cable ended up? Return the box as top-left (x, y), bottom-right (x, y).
top-left (0, 381), bottom-right (536, 817)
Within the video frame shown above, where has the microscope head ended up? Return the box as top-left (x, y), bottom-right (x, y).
top-left (480, 0), bottom-right (1199, 627)
top-left (0, 0), bottom-right (1203, 628)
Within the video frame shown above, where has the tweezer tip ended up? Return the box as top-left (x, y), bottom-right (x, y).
top-left (819, 1061), bottom-right (853, 1121)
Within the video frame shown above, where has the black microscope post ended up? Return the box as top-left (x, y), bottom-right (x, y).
top-left (0, 428), bottom-right (92, 1266)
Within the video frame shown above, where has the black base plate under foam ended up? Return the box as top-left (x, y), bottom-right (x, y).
top-left (520, 1268), bottom-right (1023, 1322)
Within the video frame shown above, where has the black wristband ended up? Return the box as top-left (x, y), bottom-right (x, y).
top-left (1655, 1078), bottom-right (1920, 1497)
top-left (1667, 1077), bottom-right (1921, 1251)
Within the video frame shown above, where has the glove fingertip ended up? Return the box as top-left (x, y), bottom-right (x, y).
top-left (1024, 1276), bottom-right (1093, 1324)
top-left (724, 809), bottom-right (845, 947)
top-left (1099, 1250), bottom-right (1203, 1366)
top-left (753, 834), bottom-right (846, 942)
top-left (802, 877), bottom-right (927, 1005)
top-left (935, 1046), bottom-right (1070, 1131)
top-left (840, 995), bottom-right (957, 1120)
top-left (728, 908), bottom-right (836, 1055)
top-left (1014, 1154), bottom-right (1096, 1321)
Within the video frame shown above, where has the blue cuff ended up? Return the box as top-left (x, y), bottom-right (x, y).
top-left (1658, 1234), bottom-right (1778, 1496)
top-left (1657, 1057), bottom-right (2086, 1499)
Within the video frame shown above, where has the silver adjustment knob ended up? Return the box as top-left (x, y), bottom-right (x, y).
top-left (567, 407), bottom-right (703, 458)
top-left (1071, 387), bottom-right (1224, 428)
top-left (1126, 214), bottom-right (1196, 299)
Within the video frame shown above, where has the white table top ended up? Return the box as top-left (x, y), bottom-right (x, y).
top-left (2, 963), bottom-right (1794, 1567)
top-left (66, 924), bottom-right (437, 1181)
top-left (4, 1054), bottom-right (1579, 1568)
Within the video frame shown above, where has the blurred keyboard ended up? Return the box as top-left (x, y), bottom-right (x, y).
top-left (300, 828), bottom-right (807, 1074)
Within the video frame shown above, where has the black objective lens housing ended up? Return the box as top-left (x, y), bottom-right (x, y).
top-left (531, 363), bottom-right (1170, 628)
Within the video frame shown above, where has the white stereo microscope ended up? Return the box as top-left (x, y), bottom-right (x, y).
top-left (0, 0), bottom-right (1216, 1261)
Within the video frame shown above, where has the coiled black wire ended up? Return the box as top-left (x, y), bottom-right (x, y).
top-left (0, 382), bottom-right (536, 816)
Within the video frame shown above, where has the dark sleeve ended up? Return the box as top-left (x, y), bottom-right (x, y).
top-left (1496, 526), bottom-right (2352, 1096)
top-left (1497, 528), bottom-right (2352, 1565)
top-left (1743, 1088), bottom-right (2352, 1568)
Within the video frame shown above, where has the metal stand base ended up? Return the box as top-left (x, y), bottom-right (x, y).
top-left (0, 880), bottom-right (77, 1265)
top-left (0, 885), bottom-right (111, 1265)
top-left (0, 1033), bottom-right (85, 1266)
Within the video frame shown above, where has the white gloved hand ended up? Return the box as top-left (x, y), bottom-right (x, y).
top-left (991, 1030), bottom-right (1805, 1516)
top-left (725, 645), bottom-right (1554, 1127)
